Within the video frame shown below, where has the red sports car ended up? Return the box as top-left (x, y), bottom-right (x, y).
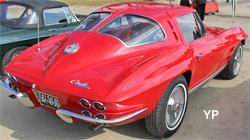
top-left (0, 2), bottom-right (248, 138)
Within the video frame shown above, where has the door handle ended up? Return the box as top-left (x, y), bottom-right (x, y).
top-left (48, 29), bottom-right (57, 32)
top-left (196, 53), bottom-right (204, 63)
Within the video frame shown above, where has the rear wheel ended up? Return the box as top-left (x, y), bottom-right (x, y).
top-left (1, 46), bottom-right (28, 76)
top-left (221, 42), bottom-right (243, 79)
top-left (145, 75), bottom-right (188, 138)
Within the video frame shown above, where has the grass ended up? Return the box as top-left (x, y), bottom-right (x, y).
top-left (58, 0), bottom-right (154, 6)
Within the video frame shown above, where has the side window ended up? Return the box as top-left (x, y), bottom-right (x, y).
top-left (62, 7), bottom-right (77, 23)
top-left (19, 8), bottom-right (37, 25)
top-left (43, 8), bottom-right (67, 26)
top-left (177, 13), bottom-right (202, 43)
top-left (98, 14), bottom-right (165, 47)
top-left (194, 12), bottom-right (207, 36)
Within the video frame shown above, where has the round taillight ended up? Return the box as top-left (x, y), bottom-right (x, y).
top-left (94, 114), bottom-right (106, 120)
top-left (93, 102), bottom-right (106, 112)
top-left (81, 110), bottom-right (92, 117)
top-left (11, 75), bottom-right (17, 83)
top-left (13, 85), bottom-right (19, 93)
top-left (80, 99), bottom-right (91, 109)
top-left (9, 82), bottom-right (14, 88)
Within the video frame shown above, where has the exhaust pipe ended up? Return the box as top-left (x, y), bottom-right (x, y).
top-left (89, 123), bottom-right (104, 131)
top-left (9, 94), bottom-right (17, 99)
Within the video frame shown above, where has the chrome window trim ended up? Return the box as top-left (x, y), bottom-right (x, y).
top-left (96, 14), bottom-right (167, 48)
top-left (76, 12), bottom-right (112, 32)
top-left (62, 7), bottom-right (71, 24)
top-left (68, 7), bottom-right (80, 22)
top-left (62, 7), bottom-right (79, 23)
top-left (193, 12), bottom-right (207, 37)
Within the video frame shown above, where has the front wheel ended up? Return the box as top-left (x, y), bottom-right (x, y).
top-left (145, 75), bottom-right (188, 138)
top-left (1, 46), bottom-right (29, 76)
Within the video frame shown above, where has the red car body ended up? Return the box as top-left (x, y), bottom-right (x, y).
top-left (0, 2), bottom-right (248, 137)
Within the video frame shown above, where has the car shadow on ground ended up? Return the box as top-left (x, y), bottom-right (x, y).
top-left (0, 79), bottom-right (249, 139)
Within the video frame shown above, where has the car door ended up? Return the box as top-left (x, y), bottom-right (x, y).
top-left (176, 12), bottom-right (224, 87)
top-left (43, 7), bottom-right (79, 37)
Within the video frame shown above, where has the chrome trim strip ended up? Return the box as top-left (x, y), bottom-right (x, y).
top-left (0, 78), bottom-right (35, 108)
top-left (188, 64), bottom-right (227, 95)
top-left (1, 35), bottom-right (49, 45)
top-left (62, 7), bottom-right (71, 25)
top-left (56, 108), bottom-right (148, 124)
top-left (68, 7), bottom-right (80, 22)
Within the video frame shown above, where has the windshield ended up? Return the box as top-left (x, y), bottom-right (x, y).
top-left (75, 12), bottom-right (111, 31)
top-left (0, 3), bottom-right (37, 27)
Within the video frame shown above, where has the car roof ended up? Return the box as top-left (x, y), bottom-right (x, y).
top-left (1, 0), bottom-right (68, 28)
top-left (97, 2), bottom-right (195, 19)
top-left (5, 0), bottom-right (68, 10)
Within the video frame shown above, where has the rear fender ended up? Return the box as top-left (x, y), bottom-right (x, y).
top-left (5, 32), bottom-right (70, 75)
top-left (107, 44), bottom-right (194, 113)
top-left (215, 27), bottom-right (248, 68)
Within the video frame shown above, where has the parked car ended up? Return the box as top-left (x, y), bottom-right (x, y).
top-left (0, 0), bottom-right (82, 75)
top-left (0, 2), bottom-right (248, 138)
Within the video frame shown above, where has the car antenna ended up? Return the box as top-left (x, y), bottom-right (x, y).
top-left (36, 14), bottom-right (48, 60)
top-left (37, 13), bottom-right (40, 52)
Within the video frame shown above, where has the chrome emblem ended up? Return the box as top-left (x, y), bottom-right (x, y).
top-left (64, 43), bottom-right (79, 54)
top-left (70, 80), bottom-right (90, 89)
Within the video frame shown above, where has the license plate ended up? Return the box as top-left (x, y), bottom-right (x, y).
top-left (33, 90), bottom-right (60, 110)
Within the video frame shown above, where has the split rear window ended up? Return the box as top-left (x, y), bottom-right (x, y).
top-left (98, 14), bottom-right (165, 47)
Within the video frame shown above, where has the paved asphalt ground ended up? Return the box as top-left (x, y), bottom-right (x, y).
top-left (0, 0), bottom-right (249, 139)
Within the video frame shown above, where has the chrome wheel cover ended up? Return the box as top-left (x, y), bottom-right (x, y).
top-left (11, 51), bottom-right (22, 60)
top-left (165, 83), bottom-right (187, 130)
top-left (233, 45), bottom-right (243, 75)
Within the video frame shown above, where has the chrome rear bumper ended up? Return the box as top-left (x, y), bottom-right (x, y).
top-left (56, 108), bottom-right (147, 124)
top-left (0, 78), bottom-right (35, 108)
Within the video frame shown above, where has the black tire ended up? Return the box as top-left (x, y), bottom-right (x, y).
top-left (220, 42), bottom-right (243, 79)
top-left (145, 75), bottom-right (188, 138)
top-left (1, 46), bottom-right (29, 76)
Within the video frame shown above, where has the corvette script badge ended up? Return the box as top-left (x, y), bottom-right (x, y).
top-left (70, 80), bottom-right (90, 89)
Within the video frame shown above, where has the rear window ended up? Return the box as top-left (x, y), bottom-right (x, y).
top-left (97, 14), bottom-right (165, 47)
top-left (75, 12), bottom-right (111, 31)
top-left (0, 4), bottom-right (37, 26)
